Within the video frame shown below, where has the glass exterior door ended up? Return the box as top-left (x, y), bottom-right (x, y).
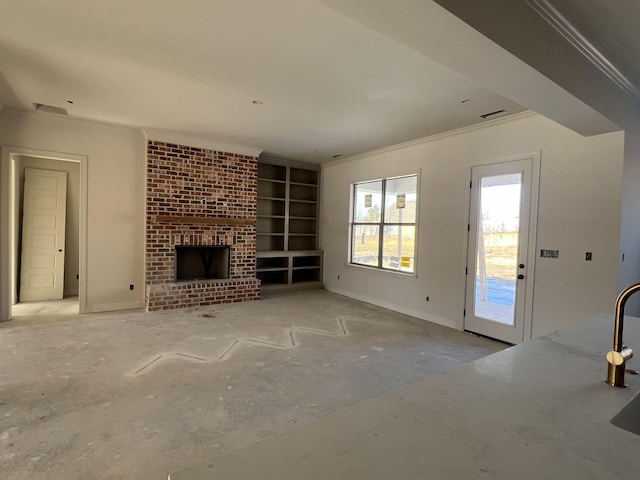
top-left (465, 159), bottom-right (534, 344)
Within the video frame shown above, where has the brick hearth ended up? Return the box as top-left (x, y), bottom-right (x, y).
top-left (145, 140), bottom-right (260, 311)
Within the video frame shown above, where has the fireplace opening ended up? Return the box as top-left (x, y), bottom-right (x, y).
top-left (175, 246), bottom-right (230, 281)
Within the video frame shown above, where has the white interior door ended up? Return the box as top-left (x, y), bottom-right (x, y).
top-left (464, 158), bottom-right (535, 344)
top-left (19, 168), bottom-right (67, 302)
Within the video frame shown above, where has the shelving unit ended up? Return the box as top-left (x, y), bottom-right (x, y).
top-left (256, 250), bottom-right (323, 292)
top-left (256, 159), bottom-right (322, 292)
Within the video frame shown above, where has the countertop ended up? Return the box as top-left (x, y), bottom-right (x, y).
top-left (170, 314), bottom-right (640, 479)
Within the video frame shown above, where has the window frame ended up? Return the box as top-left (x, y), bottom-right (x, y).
top-left (349, 174), bottom-right (418, 274)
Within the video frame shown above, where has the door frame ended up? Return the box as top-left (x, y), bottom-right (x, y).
top-left (0, 146), bottom-right (88, 321)
top-left (462, 152), bottom-right (540, 343)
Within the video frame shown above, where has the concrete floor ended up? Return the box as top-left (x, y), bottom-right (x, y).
top-left (1, 290), bottom-right (505, 480)
top-left (11, 297), bottom-right (79, 317)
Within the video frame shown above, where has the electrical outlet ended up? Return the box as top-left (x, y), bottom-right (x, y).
top-left (130, 284), bottom-right (134, 290)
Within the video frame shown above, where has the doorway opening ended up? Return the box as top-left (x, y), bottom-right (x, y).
top-left (464, 155), bottom-right (540, 344)
top-left (1, 147), bottom-right (87, 321)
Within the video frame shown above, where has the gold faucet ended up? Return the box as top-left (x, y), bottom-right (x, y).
top-left (606, 282), bottom-right (640, 387)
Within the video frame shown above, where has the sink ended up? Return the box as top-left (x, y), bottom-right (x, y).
top-left (611, 392), bottom-right (640, 436)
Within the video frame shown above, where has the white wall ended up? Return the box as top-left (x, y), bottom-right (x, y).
top-left (618, 131), bottom-right (640, 314)
top-left (14, 156), bottom-right (81, 298)
top-left (0, 110), bottom-right (146, 318)
top-left (320, 113), bottom-right (625, 339)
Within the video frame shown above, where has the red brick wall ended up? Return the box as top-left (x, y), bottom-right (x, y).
top-left (145, 140), bottom-right (260, 311)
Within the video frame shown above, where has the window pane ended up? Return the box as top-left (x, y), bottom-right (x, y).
top-left (382, 225), bottom-right (415, 272)
top-left (384, 176), bottom-right (417, 223)
top-left (352, 225), bottom-right (379, 266)
top-left (354, 181), bottom-right (382, 223)
top-left (473, 173), bottom-right (521, 325)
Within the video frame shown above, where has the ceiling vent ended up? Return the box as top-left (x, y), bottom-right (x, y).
top-left (480, 109), bottom-right (506, 119)
top-left (33, 102), bottom-right (68, 116)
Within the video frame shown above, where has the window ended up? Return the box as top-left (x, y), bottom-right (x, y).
top-left (350, 174), bottom-right (418, 273)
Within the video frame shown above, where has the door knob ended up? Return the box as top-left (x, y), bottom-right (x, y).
top-left (517, 274), bottom-right (525, 279)
top-left (519, 264), bottom-right (525, 269)
top-left (58, 249), bottom-right (63, 252)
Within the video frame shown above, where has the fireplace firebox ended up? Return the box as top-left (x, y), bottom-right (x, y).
top-left (175, 246), bottom-right (230, 281)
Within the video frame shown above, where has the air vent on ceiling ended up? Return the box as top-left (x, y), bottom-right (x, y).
top-left (480, 109), bottom-right (506, 119)
top-left (33, 102), bottom-right (68, 116)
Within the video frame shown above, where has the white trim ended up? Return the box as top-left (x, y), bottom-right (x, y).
top-left (0, 146), bottom-right (88, 320)
top-left (322, 111), bottom-right (536, 168)
top-left (526, 0), bottom-right (640, 102)
top-left (144, 129), bottom-right (263, 157)
top-left (84, 300), bottom-right (144, 313)
top-left (0, 148), bottom-right (10, 321)
top-left (347, 172), bottom-right (420, 276)
top-left (78, 150), bottom-right (89, 314)
top-left (325, 285), bottom-right (459, 330)
top-left (345, 262), bottom-right (417, 279)
top-left (467, 151), bottom-right (541, 169)
top-left (259, 154), bottom-right (320, 171)
top-left (526, 152), bottom-right (542, 342)
top-left (460, 164), bottom-right (473, 334)
top-left (461, 152), bottom-right (541, 343)
top-left (1, 107), bottom-right (142, 133)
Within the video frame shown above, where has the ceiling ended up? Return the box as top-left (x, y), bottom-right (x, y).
top-left (546, 0), bottom-right (640, 90)
top-left (0, 0), bottom-right (528, 163)
top-left (424, 0), bottom-right (640, 132)
top-left (0, 1), bottom-right (636, 163)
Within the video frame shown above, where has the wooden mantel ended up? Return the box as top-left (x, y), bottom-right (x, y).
top-left (155, 215), bottom-right (255, 226)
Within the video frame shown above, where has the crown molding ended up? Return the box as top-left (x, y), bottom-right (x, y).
top-left (259, 153), bottom-right (320, 170)
top-left (322, 111), bottom-right (536, 168)
top-left (0, 106), bottom-right (143, 133)
top-left (526, 0), bottom-right (640, 103)
top-left (143, 129), bottom-right (263, 158)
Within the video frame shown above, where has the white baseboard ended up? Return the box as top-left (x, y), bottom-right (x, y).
top-left (83, 300), bottom-right (144, 313)
top-left (325, 285), bottom-right (460, 330)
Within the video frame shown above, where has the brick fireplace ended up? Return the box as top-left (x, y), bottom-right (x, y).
top-left (145, 140), bottom-right (260, 311)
